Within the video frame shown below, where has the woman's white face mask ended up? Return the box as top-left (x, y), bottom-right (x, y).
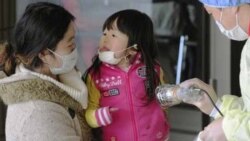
top-left (48, 48), bottom-right (78, 74)
top-left (215, 10), bottom-right (248, 41)
top-left (98, 44), bottom-right (137, 65)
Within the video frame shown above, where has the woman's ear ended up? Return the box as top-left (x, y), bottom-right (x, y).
top-left (38, 49), bottom-right (50, 63)
top-left (231, 6), bottom-right (239, 14)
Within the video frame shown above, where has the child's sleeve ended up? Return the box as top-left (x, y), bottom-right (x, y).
top-left (85, 74), bottom-right (112, 128)
top-left (85, 74), bottom-right (101, 128)
top-left (159, 67), bottom-right (166, 84)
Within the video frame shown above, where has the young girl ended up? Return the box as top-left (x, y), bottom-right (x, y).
top-left (84, 9), bottom-right (170, 141)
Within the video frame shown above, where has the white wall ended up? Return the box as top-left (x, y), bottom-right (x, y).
top-left (209, 17), bottom-right (231, 97)
top-left (16, 0), bottom-right (153, 73)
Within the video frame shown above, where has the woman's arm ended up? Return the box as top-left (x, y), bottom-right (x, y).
top-left (6, 101), bottom-right (82, 141)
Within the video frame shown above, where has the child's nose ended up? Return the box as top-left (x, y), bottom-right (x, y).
top-left (103, 36), bottom-right (110, 44)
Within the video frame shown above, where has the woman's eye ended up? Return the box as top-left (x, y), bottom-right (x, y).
top-left (112, 34), bottom-right (116, 37)
top-left (69, 43), bottom-right (75, 48)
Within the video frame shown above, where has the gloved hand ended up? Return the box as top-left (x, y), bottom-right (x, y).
top-left (199, 117), bottom-right (227, 141)
top-left (179, 78), bottom-right (217, 115)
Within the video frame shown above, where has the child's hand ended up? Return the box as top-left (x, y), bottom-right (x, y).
top-left (109, 107), bottom-right (119, 112)
top-left (96, 107), bottom-right (119, 126)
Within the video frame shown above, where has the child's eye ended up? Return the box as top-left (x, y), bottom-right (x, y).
top-left (112, 34), bottom-right (116, 37)
top-left (103, 32), bottom-right (107, 36)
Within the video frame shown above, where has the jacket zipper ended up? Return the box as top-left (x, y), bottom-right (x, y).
top-left (124, 72), bottom-right (138, 141)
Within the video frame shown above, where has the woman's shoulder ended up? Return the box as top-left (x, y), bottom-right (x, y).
top-left (0, 78), bottom-right (67, 104)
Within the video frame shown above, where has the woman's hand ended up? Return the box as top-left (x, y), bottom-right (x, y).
top-left (179, 78), bottom-right (218, 115)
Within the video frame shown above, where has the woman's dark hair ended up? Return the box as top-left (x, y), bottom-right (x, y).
top-left (5, 2), bottom-right (75, 75)
top-left (0, 41), bottom-right (15, 75)
top-left (84, 9), bottom-right (159, 101)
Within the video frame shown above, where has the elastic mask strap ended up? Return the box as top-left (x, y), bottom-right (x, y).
top-left (235, 13), bottom-right (239, 25)
top-left (47, 49), bottom-right (62, 58)
top-left (219, 9), bottom-right (223, 23)
top-left (116, 44), bottom-right (138, 53)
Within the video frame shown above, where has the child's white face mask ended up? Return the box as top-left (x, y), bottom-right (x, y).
top-left (98, 44), bottom-right (137, 65)
top-left (215, 11), bottom-right (248, 41)
top-left (48, 48), bottom-right (78, 74)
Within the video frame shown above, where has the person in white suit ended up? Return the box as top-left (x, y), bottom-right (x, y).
top-left (180, 0), bottom-right (250, 141)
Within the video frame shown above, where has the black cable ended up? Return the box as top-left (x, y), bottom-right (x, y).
top-left (200, 89), bottom-right (224, 117)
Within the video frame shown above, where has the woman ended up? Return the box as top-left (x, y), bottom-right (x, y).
top-left (0, 2), bottom-right (91, 141)
top-left (180, 0), bottom-right (250, 141)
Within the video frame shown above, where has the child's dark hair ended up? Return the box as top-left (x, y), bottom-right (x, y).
top-left (84, 9), bottom-right (160, 101)
top-left (4, 2), bottom-right (74, 75)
